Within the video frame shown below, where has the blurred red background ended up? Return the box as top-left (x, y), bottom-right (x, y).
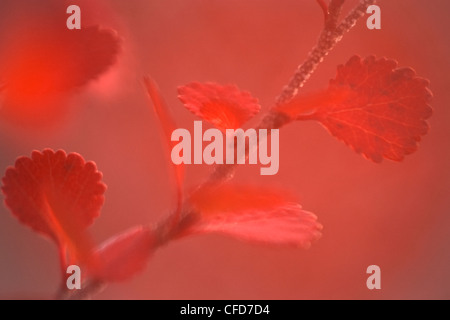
top-left (0, 0), bottom-right (449, 299)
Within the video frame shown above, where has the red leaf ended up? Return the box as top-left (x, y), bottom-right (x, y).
top-left (1, 26), bottom-right (120, 100)
top-left (0, 25), bottom-right (120, 126)
top-left (1, 149), bottom-right (106, 264)
top-left (276, 55), bottom-right (433, 162)
top-left (177, 82), bottom-right (261, 130)
top-left (94, 226), bottom-right (156, 282)
top-left (185, 185), bottom-right (322, 248)
top-left (144, 76), bottom-right (184, 222)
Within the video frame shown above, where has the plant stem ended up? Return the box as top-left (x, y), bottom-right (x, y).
top-left (276, 0), bottom-right (376, 105)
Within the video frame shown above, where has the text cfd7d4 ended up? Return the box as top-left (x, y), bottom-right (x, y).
top-left (225, 305), bottom-right (270, 315)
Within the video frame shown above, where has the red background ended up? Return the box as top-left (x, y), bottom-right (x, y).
top-left (0, 0), bottom-right (449, 299)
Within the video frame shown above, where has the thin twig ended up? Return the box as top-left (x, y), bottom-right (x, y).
top-left (276, 0), bottom-right (376, 105)
top-left (326, 0), bottom-right (345, 30)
